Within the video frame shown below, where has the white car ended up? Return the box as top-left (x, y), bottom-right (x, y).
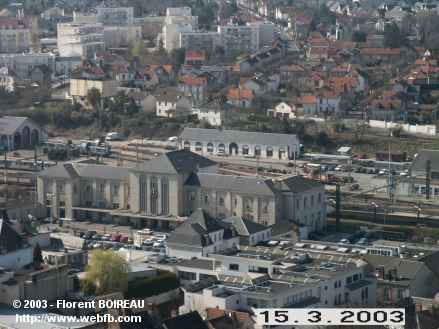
top-left (153, 242), bottom-right (164, 248)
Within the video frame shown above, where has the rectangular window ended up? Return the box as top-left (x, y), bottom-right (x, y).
top-left (229, 263), bottom-right (239, 271)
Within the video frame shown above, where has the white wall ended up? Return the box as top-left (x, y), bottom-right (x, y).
top-left (369, 120), bottom-right (436, 136)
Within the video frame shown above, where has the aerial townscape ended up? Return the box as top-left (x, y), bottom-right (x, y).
top-left (2, 0), bottom-right (439, 328)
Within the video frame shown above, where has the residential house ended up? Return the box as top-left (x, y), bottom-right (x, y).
top-left (317, 91), bottom-right (341, 115)
top-left (0, 66), bottom-right (14, 93)
top-left (267, 102), bottom-right (296, 120)
top-left (299, 95), bottom-right (318, 115)
top-left (191, 104), bottom-right (224, 127)
top-left (179, 74), bottom-right (207, 105)
top-left (155, 87), bottom-right (192, 117)
top-left (166, 208), bottom-right (239, 259)
top-left (240, 74), bottom-right (280, 97)
top-left (227, 88), bottom-right (254, 108)
top-left (221, 216), bottom-right (271, 246)
top-left (360, 48), bottom-right (402, 63)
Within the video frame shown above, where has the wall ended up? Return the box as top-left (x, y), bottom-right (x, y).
top-left (369, 120), bottom-right (436, 136)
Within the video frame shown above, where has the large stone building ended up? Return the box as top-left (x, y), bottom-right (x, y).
top-left (179, 127), bottom-right (300, 160)
top-left (37, 150), bottom-right (326, 232)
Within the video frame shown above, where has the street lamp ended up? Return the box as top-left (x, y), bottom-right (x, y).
top-left (370, 202), bottom-right (378, 222)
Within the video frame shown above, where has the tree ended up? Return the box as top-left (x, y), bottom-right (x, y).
top-left (170, 48), bottom-right (186, 66)
top-left (33, 243), bottom-right (43, 269)
top-left (82, 250), bottom-right (130, 295)
top-left (86, 88), bottom-right (102, 125)
top-left (352, 31), bottom-right (367, 43)
top-left (384, 23), bottom-right (402, 48)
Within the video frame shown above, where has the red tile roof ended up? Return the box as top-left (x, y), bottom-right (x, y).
top-left (206, 308), bottom-right (252, 322)
top-left (228, 87), bottom-right (253, 100)
top-left (360, 48), bottom-right (401, 56)
top-left (0, 17), bottom-right (29, 29)
top-left (180, 75), bottom-right (207, 86)
top-left (301, 95), bottom-right (317, 104)
top-left (185, 51), bottom-right (206, 62)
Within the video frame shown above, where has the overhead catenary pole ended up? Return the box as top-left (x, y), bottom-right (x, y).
top-left (426, 159), bottom-right (431, 200)
top-left (335, 184), bottom-right (341, 232)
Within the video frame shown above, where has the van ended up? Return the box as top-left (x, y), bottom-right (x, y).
top-left (168, 136), bottom-right (178, 142)
top-left (105, 132), bottom-right (124, 141)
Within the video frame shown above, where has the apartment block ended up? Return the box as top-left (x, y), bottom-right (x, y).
top-left (57, 22), bottom-right (105, 58)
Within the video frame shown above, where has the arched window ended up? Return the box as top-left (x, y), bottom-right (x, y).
top-left (218, 143), bottom-right (225, 153)
top-left (207, 143), bottom-right (214, 153)
top-left (242, 144), bottom-right (249, 155)
top-left (183, 141), bottom-right (190, 150)
top-left (195, 141), bottom-right (203, 152)
top-left (255, 145), bottom-right (261, 156)
top-left (266, 146), bottom-right (273, 157)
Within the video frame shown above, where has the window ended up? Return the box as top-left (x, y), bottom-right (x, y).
top-left (311, 195), bottom-right (314, 206)
top-left (99, 183), bottom-right (105, 193)
top-left (183, 141), bottom-right (190, 150)
top-left (207, 143), bottom-right (214, 153)
top-left (255, 145), bottom-right (261, 156)
top-left (229, 263), bottom-right (239, 271)
top-left (59, 184), bottom-right (65, 193)
top-left (113, 203), bottom-right (119, 209)
top-left (296, 199), bottom-right (299, 210)
top-left (195, 142), bottom-right (202, 151)
top-left (112, 184), bottom-right (120, 196)
top-left (303, 197), bottom-right (307, 208)
top-left (318, 193), bottom-right (322, 203)
top-left (219, 197), bottom-right (224, 206)
top-left (59, 201), bottom-right (65, 207)
top-left (266, 147), bottom-right (273, 157)
top-left (86, 185), bottom-right (92, 192)
top-left (242, 145), bottom-right (249, 155)
top-left (204, 194), bottom-right (209, 204)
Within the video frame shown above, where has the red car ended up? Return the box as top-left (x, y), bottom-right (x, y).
top-left (120, 236), bottom-right (129, 243)
top-left (111, 234), bottom-right (121, 242)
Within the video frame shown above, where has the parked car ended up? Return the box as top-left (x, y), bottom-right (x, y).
top-left (120, 236), bottom-right (129, 243)
top-left (111, 234), bottom-right (122, 242)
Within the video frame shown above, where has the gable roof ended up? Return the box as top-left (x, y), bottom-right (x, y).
top-left (0, 219), bottom-right (24, 254)
top-left (137, 150), bottom-right (217, 175)
top-left (162, 312), bottom-right (208, 329)
top-left (279, 175), bottom-right (324, 193)
top-left (180, 128), bottom-right (299, 147)
top-left (222, 216), bottom-right (269, 236)
top-left (363, 254), bottom-right (425, 281)
top-left (0, 116), bottom-right (30, 135)
top-left (185, 173), bottom-right (276, 196)
top-left (39, 162), bottom-right (129, 181)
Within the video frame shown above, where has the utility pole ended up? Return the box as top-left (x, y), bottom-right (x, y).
top-left (335, 184), bottom-right (341, 232)
top-left (426, 159), bottom-right (431, 200)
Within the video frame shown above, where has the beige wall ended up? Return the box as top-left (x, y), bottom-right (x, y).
top-left (70, 78), bottom-right (118, 98)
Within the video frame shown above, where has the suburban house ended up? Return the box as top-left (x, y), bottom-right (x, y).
top-left (166, 208), bottom-right (239, 259)
top-left (155, 87), bottom-right (192, 117)
top-left (267, 102), bottom-right (297, 120)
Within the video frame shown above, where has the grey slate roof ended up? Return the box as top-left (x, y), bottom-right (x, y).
top-left (0, 219), bottom-right (24, 253)
top-left (185, 173), bottom-right (276, 196)
top-left (138, 150), bottom-right (217, 174)
top-left (280, 175), bottom-right (323, 193)
top-left (363, 254), bottom-right (425, 280)
top-left (222, 216), bottom-right (269, 236)
top-left (180, 127), bottom-right (299, 147)
top-left (411, 149), bottom-right (439, 173)
top-left (0, 116), bottom-right (29, 135)
top-left (167, 209), bottom-right (234, 247)
top-left (39, 163), bottom-right (129, 180)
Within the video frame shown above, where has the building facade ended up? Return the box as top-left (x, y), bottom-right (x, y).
top-left (37, 150), bottom-right (326, 233)
top-left (179, 127), bottom-right (300, 160)
top-left (57, 22), bottom-right (105, 58)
